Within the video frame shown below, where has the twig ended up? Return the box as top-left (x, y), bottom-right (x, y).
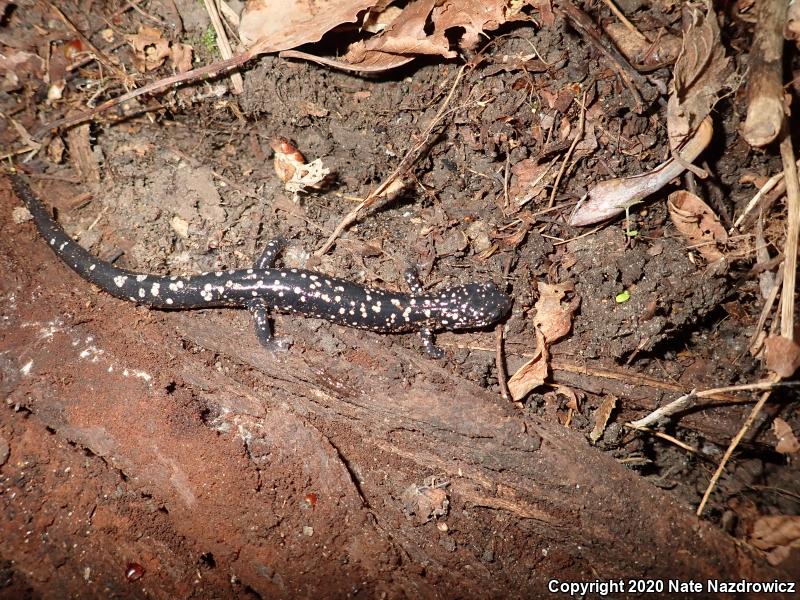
top-left (111, 0), bottom-right (163, 26)
top-left (202, 0), bottom-right (244, 94)
top-left (696, 375), bottom-right (781, 516)
top-left (314, 65), bottom-right (467, 256)
top-left (548, 90), bottom-right (587, 208)
top-left (556, 0), bottom-right (655, 112)
top-left (496, 326), bottom-right (511, 402)
top-left (779, 129), bottom-right (800, 339)
top-left (46, 1), bottom-right (135, 88)
top-left (628, 380), bottom-right (800, 429)
top-left (37, 39), bottom-right (272, 136)
top-left (749, 267), bottom-right (784, 356)
top-left (627, 389), bottom-right (698, 429)
top-left (623, 424), bottom-right (698, 454)
top-left (601, 0), bottom-right (650, 43)
top-left (731, 160), bottom-right (800, 230)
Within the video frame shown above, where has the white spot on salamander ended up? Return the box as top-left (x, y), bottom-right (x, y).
top-left (138, 288), bottom-right (145, 298)
top-left (166, 298), bottom-right (173, 305)
top-left (114, 275), bottom-right (128, 287)
top-left (136, 275), bottom-right (147, 282)
top-left (89, 264), bottom-right (96, 271)
top-left (151, 283), bottom-right (160, 296)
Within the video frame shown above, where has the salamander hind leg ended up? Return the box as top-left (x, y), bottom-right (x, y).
top-left (247, 299), bottom-right (292, 352)
top-left (419, 328), bottom-right (444, 359)
top-left (254, 237), bottom-right (287, 269)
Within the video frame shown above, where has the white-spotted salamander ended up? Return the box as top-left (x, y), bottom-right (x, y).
top-left (10, 174), bottom-right (512, 357)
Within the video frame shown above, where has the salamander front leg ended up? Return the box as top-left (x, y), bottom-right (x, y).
top-left (255, 237), bottom-right (287, 269)
top-left (405, 268), bottom-right (444, 358)
top-left (247, 298), bottom-right (291, 352)
top-left (403, 267), bottom-right (424, 295)
top-left (419, 327), bottom-right (444, 359)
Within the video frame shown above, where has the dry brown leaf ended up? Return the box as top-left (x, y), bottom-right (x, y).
top-left (271, 137), bottom-right (331, 194)
top-left (554, 384), bottom-right (580, 411)
top-left (169, 42), bottom-right (193, 73)
top-left (773, 418), bottom-right (800, 455)
top-left (666, 1), bottom-right (733, 147)
top-left (401, 477), bottom-right (449, 522)
top-left (667, 190), bottom-right (727, 261)
top-left (126, 26), bottom-right (171, 72)
top-left (533, 281), bottom-right (578, 343)
top-left (256, 0), bottom-right (535, 72)
top-left (751, 515), bottom-right (800, 550)
top-left (0, 49), bottom-right (44, 92)
top-left (570, 116), bottom-right (713, 226)
top-left (604, 23), bottom-right (681, 67)
top-left (764, 336), bottom-right (800, 378)
top-left (788, 0), bottom-right (800, 42)
top-left (509, 157), bottom-right (555, 206)
top-left (431, 0), bottom-right (507, 50)
top-left (589, 395), bottom-right (617, 443)
top-left (508, 282), bottom-right (578, 401)
top-left (359, 0), bottom-right (453, 59)
top-left (508, 330), bottom-right (548, 401)
top-left (280, 47), bottom-right (415, 72)
top-left (363, 5), bottom-right (404, 33)
top-left (240, 0), bottom-right (377, 49)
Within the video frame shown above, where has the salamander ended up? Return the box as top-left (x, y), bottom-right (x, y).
top-left (9, 173), bottom-right (512, 357)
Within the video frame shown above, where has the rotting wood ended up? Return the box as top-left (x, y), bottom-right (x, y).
top-left (741, 0), bottom-right (787, 147)
top-left (0, 181), bottom-right (789, 595)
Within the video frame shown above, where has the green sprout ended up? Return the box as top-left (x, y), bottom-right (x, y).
top-left (615, 290), bottom-right (631, 303)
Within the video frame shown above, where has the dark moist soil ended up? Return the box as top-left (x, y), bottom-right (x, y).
top-left (1, 0), bottom-right (799, 598)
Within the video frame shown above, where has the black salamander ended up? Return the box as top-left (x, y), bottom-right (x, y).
top-left (10, 174), bottom-right (512, 357)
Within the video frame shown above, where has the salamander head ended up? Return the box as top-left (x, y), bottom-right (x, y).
top-left (428, 282), bottom-right (512, 330)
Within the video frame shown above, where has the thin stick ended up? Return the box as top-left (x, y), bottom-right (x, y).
top-left (314, 65), bottom-right (467, 256)
top-left (38, 39), bottom-right (272, 136)
top-left (557, 0), bottom-right (653, 112)
top-left (601, 0), bottom-right (650, 43)
top-left (202, 0), bottom-right (244, 94)
top-left (779, 130), bottom-right (800, 340)
top-left (731, 160), bottom-right (800, 230)
top-left (548, 90), bottom-right (587, 208)
top-left (46, 1), bottom-right (135, 88)
top-left (623, 424), bottom-right (698, 454)
top-left (628, 379), bottom-right (800, 429)
top-left (495, 326), bottom-right (511, 402)
top-left (696, 376), bottom-right (780, 516)
top-left (749, 267), bottom-right (784, 356)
